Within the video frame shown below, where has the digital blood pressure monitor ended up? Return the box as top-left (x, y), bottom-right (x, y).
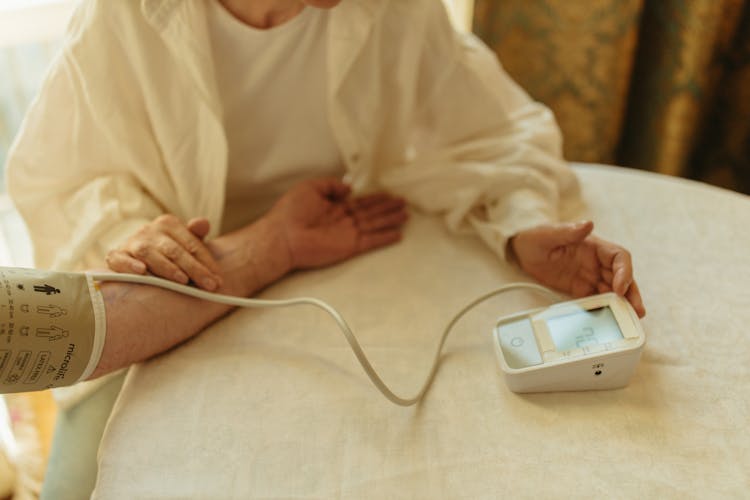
top-left (494, 292), bottom-right (645, 393)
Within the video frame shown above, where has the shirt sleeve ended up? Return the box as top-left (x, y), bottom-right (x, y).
top-left (378, 0), bottom-right (584, 260)
top-left (5, 9), bottom-right (165, 271)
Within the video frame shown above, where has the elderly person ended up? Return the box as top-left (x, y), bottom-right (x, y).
top-left (6, 0), bottom-right (644, 497)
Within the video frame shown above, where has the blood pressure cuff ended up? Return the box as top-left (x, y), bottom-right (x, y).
top-left (0, 267), bottom-right (106, 393)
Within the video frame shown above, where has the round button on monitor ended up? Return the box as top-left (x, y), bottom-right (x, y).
top-left (510, 337), bottom-right (524, 347)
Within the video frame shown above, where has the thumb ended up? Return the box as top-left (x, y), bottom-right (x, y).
top-left (548, 220), bottom-right (594, 246)
top-left (186, 217), bottom-right (211, 240)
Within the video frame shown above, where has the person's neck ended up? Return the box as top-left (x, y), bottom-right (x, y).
top-left (219, 0), bottom-right (305, 29)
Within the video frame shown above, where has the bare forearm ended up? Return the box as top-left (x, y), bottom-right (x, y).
top-left (89, 216), bottom-right (291, 378)
top-left (88, 177), bottom-right (409, 378)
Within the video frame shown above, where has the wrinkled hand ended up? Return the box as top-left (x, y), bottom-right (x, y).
top-left (106, 215), bottom-right (223, 291)
top-left (267, 177), bottom-right (408, 269)
top-left (510, 221), bottom-right (646, 317)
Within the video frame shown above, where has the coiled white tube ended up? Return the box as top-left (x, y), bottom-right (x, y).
top-left (90, 272), bottom-right (562, 406)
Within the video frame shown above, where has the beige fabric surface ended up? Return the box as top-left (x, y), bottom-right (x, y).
top-left (93, 164), bottom-right (750, 499)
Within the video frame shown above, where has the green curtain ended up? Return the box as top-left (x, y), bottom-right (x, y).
top-left (474, 0), bottom-right (750, 194)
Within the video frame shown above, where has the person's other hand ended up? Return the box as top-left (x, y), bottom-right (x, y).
top-left (267, 177), bottom-right (408, 269)
top-left (510, 221), bottom-right (646, 317)
top-left (105, 215), bottom-right (223, 291)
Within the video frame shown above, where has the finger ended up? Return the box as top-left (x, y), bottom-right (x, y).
top-left (152, 215), bottom-right (220, 275)
top-left (626, 280), bottom-right (646, 318)
top-left (349, 192), bottom-right (401, 210)
top-left (597, 281), bottom-right (613, 294)
top-left (356, 229), bottom-right (402, 254)
top-left (321, 204), bottom-right (349, 224)
top-left (551, 221), bottom-right (595, 246)
top-left (593, 240), bottom-right (633, 291)
top-left (354, 197), bottom-right (406, 219)
top-left (601, 268), bottom-right (614, 284)
top-left (106, 250), bottom-right (147, 274)
top-left (155, 236), bottom-right (220, 291)
top-left (186, 217), bottom-right (211, 240)
top-left (165, 223), bottom-right (222, 277)
top-left (610, 251), bottom-right (634, 295)
top-left (130, 245), bottom-right (189, 284)
top-left (533, 221), bottom-right (594, 251)
top-left (356, 209), bottom-right (409, 232)
top-left (593, 238), bottom-right (624, 268)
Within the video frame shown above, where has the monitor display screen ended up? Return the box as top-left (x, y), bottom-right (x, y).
top-left (546, 306), bottom-right (624, 351)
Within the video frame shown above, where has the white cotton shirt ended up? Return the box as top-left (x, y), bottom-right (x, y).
top-left (207, 2), bottom-right (344, 232)
top-left (8, 0), bottom-right (581, 273)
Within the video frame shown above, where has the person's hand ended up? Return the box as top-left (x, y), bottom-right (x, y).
top-left (509, 221), bottom-right (646, 317)
top-left (105, 215), bottom-right (223, 291)
top-left (267, 177), bottom-right (408, 269)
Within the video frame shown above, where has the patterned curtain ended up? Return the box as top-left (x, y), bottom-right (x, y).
top-left (474, 0), bottom-right (750, 194)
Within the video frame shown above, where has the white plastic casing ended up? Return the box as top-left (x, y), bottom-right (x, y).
top-left (493, 293), bottom-right (645, 393)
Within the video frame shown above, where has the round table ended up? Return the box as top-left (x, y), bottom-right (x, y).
top-left (92, 164), bottom-right (750, 498)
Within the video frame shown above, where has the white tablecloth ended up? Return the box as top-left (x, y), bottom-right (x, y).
top-left (93, 164), bottom-right (750, 498)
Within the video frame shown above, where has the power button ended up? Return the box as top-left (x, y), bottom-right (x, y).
top-left (510, 337), bottom-right (524, 347)
top-left (496, 319), bottom-right (542, 369)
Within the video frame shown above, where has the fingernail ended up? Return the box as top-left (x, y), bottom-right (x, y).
top-left (174, 271), bottom-right (188, 283)
top-left (201, 278), bottom-right (217, 291)
top-left (131, 262), bottom-right (146, 273)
